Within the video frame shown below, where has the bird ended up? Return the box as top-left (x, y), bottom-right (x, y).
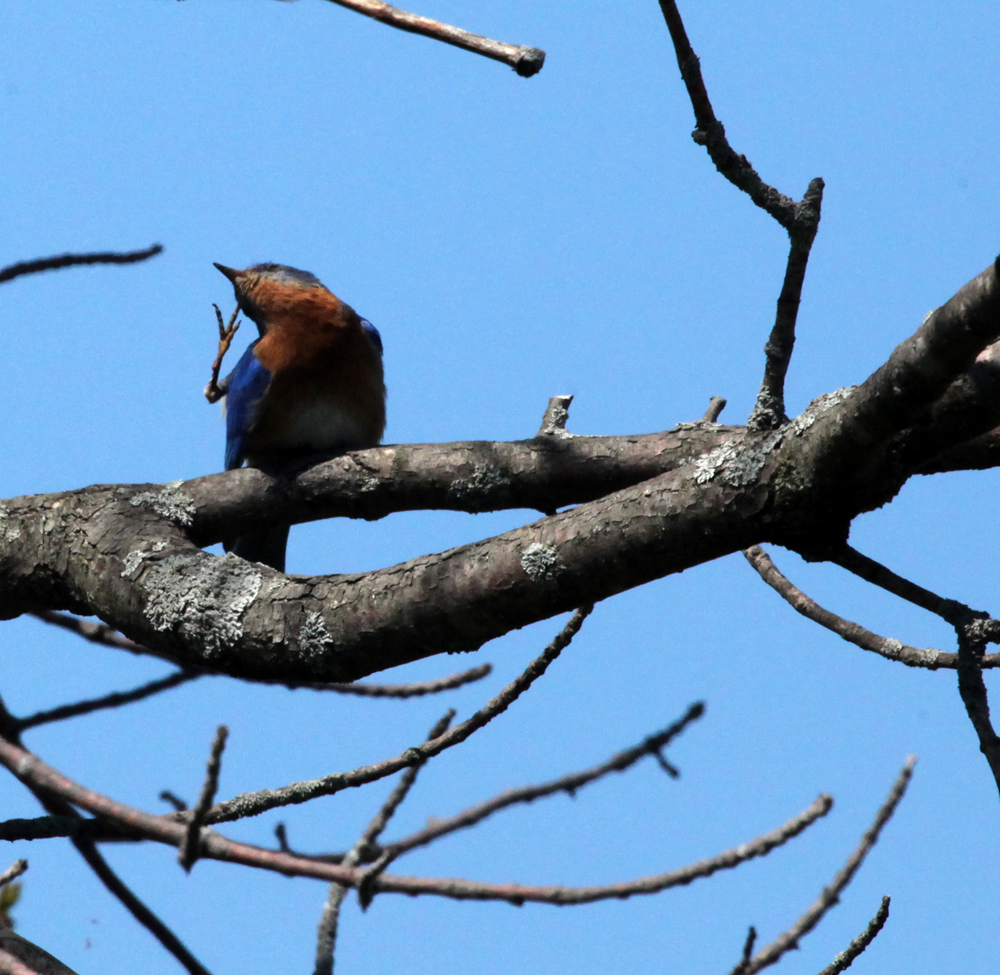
top-left (214, 262), bottom-right (386, 571)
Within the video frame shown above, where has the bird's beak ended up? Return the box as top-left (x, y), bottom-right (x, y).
top-left (213, 263), bottom-right (244, 284)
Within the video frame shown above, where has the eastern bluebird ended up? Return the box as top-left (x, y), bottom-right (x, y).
top-left (214, 262), bottom-right (386, 571)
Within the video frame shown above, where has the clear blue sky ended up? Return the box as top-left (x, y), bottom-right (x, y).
top-left (2, 1), bottom-right (999, 972)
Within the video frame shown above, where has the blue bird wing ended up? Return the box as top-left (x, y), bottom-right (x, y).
top-left (224, 341), bottom-right (272, 470)
top-left (360, 317), bottom-right (383, 355)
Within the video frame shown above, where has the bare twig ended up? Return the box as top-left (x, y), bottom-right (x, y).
top-left (701, 396), bottom-right (727, 422)
top-left (205, 608), bottom-right (593, 824)
top-left (748, 179), bottom-right (825, 430)
top-left (15, 671), bottom-right (198, 732)
top-left (656, 0), bottom-right (822, 428)
top-left (743, 546), bottom-right (1000, 669)
top-left (656, 1), bottom-right (811, 234)
top-left (179, 726), bottom-right (229, 872)
top-left (203, 305), bottom-right (241, 404)
top-left (0, 696), bottom-right (212, 975)
top-left (537, 395), bottom-right (574, 438)
top-left (32, 611), bottom-right (152, 656)
top-left (320, 664), bottom-right (492, 697)
top-left (814, 897), bottom-right (890, 975)
top-left (733, 758), bottom-right (914, 975)
top-left (0, 245), bottom-right (162, 285)
top-left (831, 546), bottom-right (979, 627)
top-left (0, 724), bottom-right (833, 903)
top-left (160, 791), bottom-right (188, 812)
top-left (0, 862), bottom-right (26, 891)
top-left (320, 0), bottom-right (545, 76)
top-left (956, 626), bottom-right (1000, 800)
top-left (0, 816), bottom-right (130, 843)
top-left (379, 703), bottom-right (704, 863)
top-left (314, 711), bottom-right (454, 975)
top-left (72, 835), bottom-right (213, 975)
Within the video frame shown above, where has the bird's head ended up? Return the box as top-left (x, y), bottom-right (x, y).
top-left (214, 262), bottom-right (329, 330)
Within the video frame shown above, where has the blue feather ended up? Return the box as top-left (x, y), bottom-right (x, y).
top-left (224, 342), bottom-right (273, 470)
top-left (360, 317), bottom-right (383, 355)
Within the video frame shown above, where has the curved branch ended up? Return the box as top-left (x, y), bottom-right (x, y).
top-left (0, 720), bottom-right (834, 904)
top-left (743, 546), bottom-right (1000, 669)
top-left (0, 245), bottom-right (162, 285)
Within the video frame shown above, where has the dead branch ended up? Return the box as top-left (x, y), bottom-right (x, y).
top-left (733, 758), bottom-right (913, 974)
top-left (814, 897), bottom-right (890, 975)
top-left (314, 710), bottom-right (453, 975)
top-left (204, 608), bottom-right (592, 823)
top-left (179, 726), bottom-right (229, 872)
top-left (0, 245), bottom-right (162, 285)
top-left (743, 546), bottom-right (1000, 669)
top-left (15, 671), bottom-right (198, 732)
top-left (320, 0), bottom-right (545, 76)
top-left (377, 702), bottom-right (704, 863)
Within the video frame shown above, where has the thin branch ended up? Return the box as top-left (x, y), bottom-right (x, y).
top-left (0, 816), bottom-right (130, 843)
top-left (831, 545), bottom-right (980, 627)
top-left (32, 611), bottom-right (152, 656)
top-left (0, 861), bottom-right (26, 890)
top-left (159, 791), bottom-right (188, 812)
top-left (0, 696), bottom-right (213, 975)
top-left (0, 245), bottom-right (162, 285)
top-left (179, 726), bottom-right (229, 872)
top-left (71, 834), bottom-right (212, 975)
top-left (314, 711), bottom-right (454, 975)
top-left (205, 608), bottom-right (593, 824)
top-left (743, 546), bottom-right (1000, 669)
top-left (735, 758), bottom-right (914, 975)
top-left (319, 663), bottom-right (492, 697)
top-left (0, 723), bottom-right (833, 903)
top-left (656, 0), bottom-right (815, 235)
top-left (748, 179), bottom-right (825, 431)
top-left (320, 0), bottom-right (545, 76)
top-left (956, 626), bottom-right (1000, 800)
top-left (15, 671), bottom-right (198, 732)
top-left (814, 897), bottom-right (890, 975)
top-left (379, 703), bottom-right (704, 863)
top-left (701, 396), bottom-right (727, 422)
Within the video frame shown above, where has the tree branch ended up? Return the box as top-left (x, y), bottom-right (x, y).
top-left (734, 758), bottom-right (913, 974)
top-left (314, 710), bottom-right (453, 975)
top-left (743, 546), bottom-right (1000, 669)
top-left (15, 671), bottom-right (198, 732)
top-left (320, 0), bottom-right (544, 76)
top-left (0, 717), bottom-right (835, 902)
top-left (179, 725), bottom-right (228, 872)
top-left (814, 897), bottom-right (890, 975)
top-left (204, 608), bottom-right (592, 824)
top-left (376, 702), bottom-right (704, 863)
top-left (0, 245), bottom-right (162, 285)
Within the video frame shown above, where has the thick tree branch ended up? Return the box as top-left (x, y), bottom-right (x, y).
top-left (797, 258), bottom-right (1000, 499)
top-left (320, 0), bottom-right (545, 77)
